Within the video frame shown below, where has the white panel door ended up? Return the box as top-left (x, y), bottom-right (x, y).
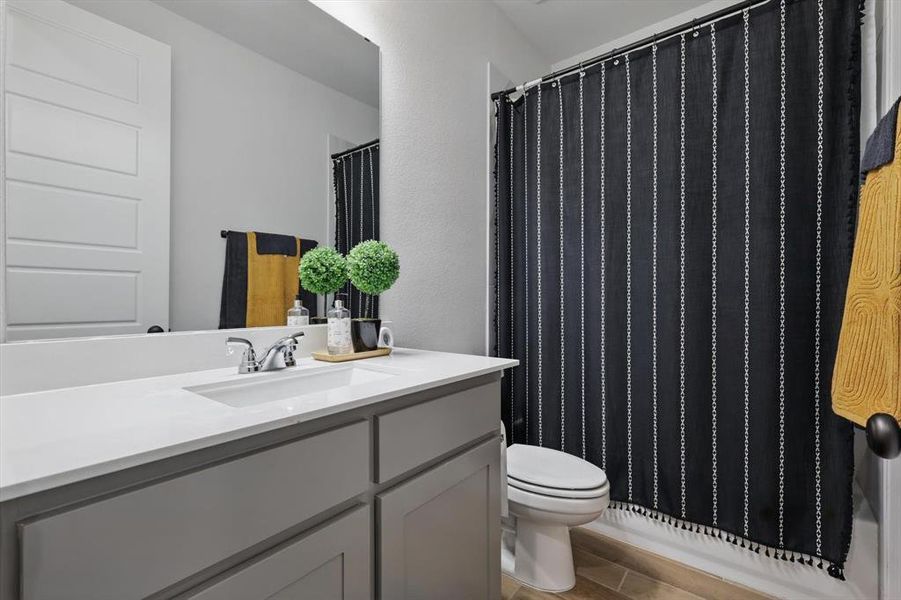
top-left (3, 0), bottom-right (170, 340)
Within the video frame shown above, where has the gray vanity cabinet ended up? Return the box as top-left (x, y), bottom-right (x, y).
top-left (377, 438), bottom-right (501, 600)
top-left (1, 374), bottom-right (503, 600)
top-left (184, 505), bottom-right (371, 600)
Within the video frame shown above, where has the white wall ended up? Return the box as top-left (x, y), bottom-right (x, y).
top-left (551, 0), bottom-right (735, 72)
top-left (311, 1), bottom-right (548, 354)
top-left (70, 0), bottom-right (379, 332)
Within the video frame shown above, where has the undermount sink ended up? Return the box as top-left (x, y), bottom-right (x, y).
top-left (185, 364), bottom-right (396, 408)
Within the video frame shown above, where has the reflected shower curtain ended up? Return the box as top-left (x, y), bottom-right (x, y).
top-left (333, 142), bottom-right (380, 318)
top-left (493, 0), bottom-right (860, 573)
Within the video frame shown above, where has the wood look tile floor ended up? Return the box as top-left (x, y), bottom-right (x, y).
top-left (502, 528), bottom-right (772, 600)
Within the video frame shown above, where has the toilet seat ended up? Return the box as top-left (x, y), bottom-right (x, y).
top-left (507, 482), bottom-right (609, 516)
top-left (508, 475), bottom-right (609, 499)
top-left (506, 444), bottom-right (607, 491)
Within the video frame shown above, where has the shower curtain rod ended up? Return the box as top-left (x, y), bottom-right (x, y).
top-left (491, 0), bottom-right (773, 101)
top-left (330, 139), bottom-right (379, 161)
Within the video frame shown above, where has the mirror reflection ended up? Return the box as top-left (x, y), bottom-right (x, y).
top-left (1, 0), bottom-right (379, 340)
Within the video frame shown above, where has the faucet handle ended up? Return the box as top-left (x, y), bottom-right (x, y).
top-left (286, 331), bottom-right (304, 349)
top-left (226, 337), bottom-right (260, 373)
top-left (283, 331), bottom-right (304, 367)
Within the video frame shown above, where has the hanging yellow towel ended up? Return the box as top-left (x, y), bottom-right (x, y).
top-left (832, 104), bottom-right (901, 426)
top-left (245, 232), bottom-right (301, 328)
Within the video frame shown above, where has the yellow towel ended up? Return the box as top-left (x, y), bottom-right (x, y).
top-left (245, 232), bottom-right (301, 328)
top-left (832, 115), bottom-right (901, 426)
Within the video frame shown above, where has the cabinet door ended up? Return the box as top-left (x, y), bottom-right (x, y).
top-left (378, 437), bottom-right (500, 600)
top-left (186, 505), bottom-right (371, 600)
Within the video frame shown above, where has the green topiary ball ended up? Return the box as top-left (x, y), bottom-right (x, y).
top-left (347, 240), bottom-right (399, 296)
top-left (299, 246), bottom-right (348, 295)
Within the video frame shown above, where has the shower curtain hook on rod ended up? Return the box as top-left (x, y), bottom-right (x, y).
top-left (519, 77), bottom-right (543, 95)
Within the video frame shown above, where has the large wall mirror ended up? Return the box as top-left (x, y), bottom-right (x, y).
top-left (0, 0), bottom-right (379, 341)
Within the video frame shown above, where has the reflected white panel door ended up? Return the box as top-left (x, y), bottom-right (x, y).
top-left (3, 0), bottom-right (170, 340)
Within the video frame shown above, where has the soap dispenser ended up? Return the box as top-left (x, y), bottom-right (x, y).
top-left (287, 294), bottom-right (309, 326)
top-left (327, 294), bottom-right (352, 355)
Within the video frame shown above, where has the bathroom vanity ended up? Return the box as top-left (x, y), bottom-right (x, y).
top-left (0, 348), bottom-right (516, 599)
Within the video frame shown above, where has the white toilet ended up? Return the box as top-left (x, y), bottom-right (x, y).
top-left (501, 438), bottom-right (610, 593)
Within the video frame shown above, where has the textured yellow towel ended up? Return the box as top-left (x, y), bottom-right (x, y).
top-left (245, 232), bottom-right (301, 328)
top-left (832, 113), bottom-right (901, 426)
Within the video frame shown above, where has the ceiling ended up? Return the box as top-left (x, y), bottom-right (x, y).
top-left (152, 0), bottom-right (379, 109)
top-left (493, 0), bottom-right (711, 67)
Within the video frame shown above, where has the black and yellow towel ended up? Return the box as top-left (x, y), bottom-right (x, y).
top-left (219, 231), bottom-right (318, 329)
top-left (833, 98), bottom-right (901, 426)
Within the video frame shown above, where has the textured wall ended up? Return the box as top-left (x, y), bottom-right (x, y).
top-left (312, 1), bottom-right (548, 354)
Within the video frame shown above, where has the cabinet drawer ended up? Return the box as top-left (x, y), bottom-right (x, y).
top-left (184, 505), bottom-right (371, 600)
top-left (375, 381), bottom-right (499, 482)
top-left (20, 420), bottom-right (369, 600)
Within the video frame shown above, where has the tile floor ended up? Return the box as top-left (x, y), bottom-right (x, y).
top-left (502, 528), bottom-right (773, 600)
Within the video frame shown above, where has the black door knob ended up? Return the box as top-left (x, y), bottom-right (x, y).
top-left (866, 413), bottom-right (901, 459)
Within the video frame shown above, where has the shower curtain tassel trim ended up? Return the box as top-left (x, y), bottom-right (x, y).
top-left (607, 501), bottom-right (844, 576)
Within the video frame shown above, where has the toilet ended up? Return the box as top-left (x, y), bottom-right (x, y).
top-left (500, 430), bottom-right (610, 593)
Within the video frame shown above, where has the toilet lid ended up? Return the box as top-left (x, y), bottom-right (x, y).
top-left (506, 444), bottom-right (607, 490)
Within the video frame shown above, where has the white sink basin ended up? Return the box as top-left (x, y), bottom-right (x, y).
top-left (185, 365), bottom-right (396, 408)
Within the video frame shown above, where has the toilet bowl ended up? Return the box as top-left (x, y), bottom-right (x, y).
top-left (501, 442), bottom-right (609, 593)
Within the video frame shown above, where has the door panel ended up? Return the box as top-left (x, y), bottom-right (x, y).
top-left (3, 0), bottom-right (170, 339)
top-left (7, 94), bottom-right (139, 174)
top-left (6, 180), bottom-right (139, 248)
top-left (7, 6), bottom-right (140, 101)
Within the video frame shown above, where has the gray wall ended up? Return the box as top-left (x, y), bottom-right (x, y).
top-left (312, 1), bottom-right (548, 355)
top-left (71, 0), bottom-right (379, 332)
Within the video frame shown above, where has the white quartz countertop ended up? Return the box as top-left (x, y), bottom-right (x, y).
top-left (0, 348), bottom-right (517, 502)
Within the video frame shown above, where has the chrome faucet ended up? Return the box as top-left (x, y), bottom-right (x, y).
top-left (259, 332), bottom-right (305, 371)
top-left (226, 332), bottom-right (304, 374)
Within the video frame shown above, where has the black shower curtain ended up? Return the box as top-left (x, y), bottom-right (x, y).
top-left (333, 142), bottom-right (380, 318)
top-left (494, 0), bottom-right (860, 573)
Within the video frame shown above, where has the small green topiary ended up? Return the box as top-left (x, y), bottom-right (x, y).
top-left (299, 246), bottom-right (348, 295)
top-left (347, 240), bottom-right (399, 296)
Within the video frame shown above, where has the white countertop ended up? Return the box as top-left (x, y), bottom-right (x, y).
top-left (0, 348), bottom-right (517, 502)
